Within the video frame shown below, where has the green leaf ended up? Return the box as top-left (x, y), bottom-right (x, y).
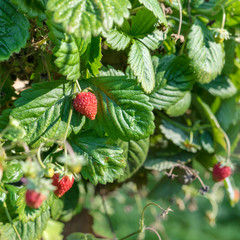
top-left (138, 30), bottom-right (166, 51)
top-left (50, 198), bottom-right (64, 220)
top-left (148, 176), bottom-right (182, 200)
top-left (59, 182), bottom-right (81, 222)
top-left (81, 36), bottom-right (102, 76)
top-left (149, 55), bottom-right (195, 111)
top-left (47, 0), bottom-right (131, 38)
top-left (118, 138), bottom-right (149, 182)
top-left (200, 131), bottom-right (215, 154)
top-left (222, 39), bottom-right (236, 75)
top-left (226, 1), bottom-right (240, 27)
top-left (191, 0), bottom-right (224, 14)
top-left (2, 160), bottom-right (23, 183)
top-left (144, 160), bottom-right (177, 172)
top-left (166, 92), bottom-right (191, 117)
top-left (216, 97), bottom-right (240, 131)
top-left (130, 8), bottom-right (157, 36)
top-left (194, 96), bottom-right (227, 151)
top-left (42, 219), bottom-right (64, 240)
top-left (0, 109), bottom-right (11, 132)
top-left (0, 209), bottom-right (50, 240)
top-left (0, 185), bottom-right (19, 223)
top-left (67, 233), bottom-right (101, 240)
top-left (128, 40), bottom-right (155, 93)
top-left (0, 0), bottom-right (29, 61)
top-left (48, 17), bottom-right (90, 80)
top-left (138, 0), bottom-right (167, 26)
top-left (69, 131), bottom-right (126, 185)
top-left (160, 120), bottom-right (201, 153)
top-left (200, 75), bottom-right (237, 99)
top-left (187, 19), bottom-right (224, 84)
top-left (82, 76), bottom-right (155, 141)
top-left (11, 0), bottom-right (47, 19)
top-left (10, 81), bottom-right (84, 148)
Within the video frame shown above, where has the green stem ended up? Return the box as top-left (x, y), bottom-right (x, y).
top-left (145, 227), bottom-right (162, 240)
top-left (37, 143), bottom-right (46, 169)
top-left (63, 82), bottom-right (76, 141)
top-left (220, 5), bottom-right (226, 29)
top-left (119, 229), bottom-right (141, 240)
top-left (76, 80), bottom-right (81, 92)
top-left (140, 203), bottom-right (165, 228)
top-left (130, 6), bottom-right (144, 14)
top-left (3, 202), bottom-right (22, 240)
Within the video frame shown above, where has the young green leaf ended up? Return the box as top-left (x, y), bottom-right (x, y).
top-left (187, 19), bottom-right (224, 84)
top-left (118, 138), bottom-right (150, 182)
top-left (130, 8), bottom-right (157, 36)
top-left (128, 40), bottom-right (155, 93)
top-left (0, 0), bottom-right (29, 62)
top-left (48, 17), bottom-right (91, 80)
top-left (138, 0), bottom-right (167, 26)
top-left (82, 76), bottom-right (155, 141)
top-left (47, 0), bottom-right (131, 38)
top-left (69, 131), bottom-right (126, 185)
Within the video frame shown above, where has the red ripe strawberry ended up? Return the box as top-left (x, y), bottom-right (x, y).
top-left (212, 163), bottom-right (231, 182)
top-left (73, 92), bottom-right (97, 120)
top-left (52, 173), bottom-right (74, 197)
top-left (25, 190), bottom-right (46, 209)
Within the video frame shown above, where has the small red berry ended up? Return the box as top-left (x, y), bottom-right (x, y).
top-left (25, 190), bottom-right (46, 209)
top-left (52, 173), bottom-right (74, 197)
top-left (73, 92), bottom-right (97, 120)
top-left (212, 163), bottom-right (231, 182)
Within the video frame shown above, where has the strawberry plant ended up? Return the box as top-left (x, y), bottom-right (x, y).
top-left (0, 0), bottom-right (240, 239)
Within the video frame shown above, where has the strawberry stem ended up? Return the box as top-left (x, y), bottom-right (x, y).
top-left (76, 80), bottom-right (82, 92)
top-left (64, 82), bottom-right (76, 141)
top-left (37, 143), bottom-right (46, 169)
top-left (3, 201), bottom-right (22, 240)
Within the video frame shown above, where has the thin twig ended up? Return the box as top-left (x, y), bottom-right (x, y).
top-left (176, 0), bottom-right (183, 36)
top-left (100, 192), bottom-right (117, 239)
top-left (145, 227), bottom-right (162, 240)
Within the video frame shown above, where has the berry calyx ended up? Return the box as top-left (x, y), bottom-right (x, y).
top-left (212, 163), bottom-right (231, 182)
top-left (73, 92), bottom-right (97, 120)
top-left (25, 190), bottom-right (46, 209)
top-left (52, 173), bottom-right (74, 197)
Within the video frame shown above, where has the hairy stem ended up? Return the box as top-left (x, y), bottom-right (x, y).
top-left (145, 227), bottom-right (162, 240)
top-left (220, 5), bottom-right (226, 29)
top-left (37, 143), bottom-right (46, 169)
top-left (176, 0), bottom-right (183, 36)
top-left (3, 201), bottom-right (22, 240)
top-left (63, 82), bottom-right (76, 141)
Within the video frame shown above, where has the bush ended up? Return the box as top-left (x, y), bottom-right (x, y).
top-left (0, 0), bottom-right (239, 239)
